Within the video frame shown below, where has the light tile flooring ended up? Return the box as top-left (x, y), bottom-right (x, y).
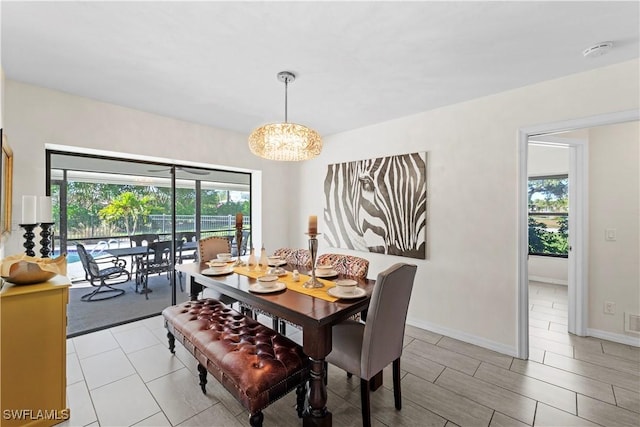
top-left (60, 282), bottom-right (639, 426)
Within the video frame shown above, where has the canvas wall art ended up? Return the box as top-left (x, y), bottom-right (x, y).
top-left (324, 152), bottom-right (426, 259)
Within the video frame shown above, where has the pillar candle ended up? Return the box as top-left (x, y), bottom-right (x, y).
top-left (308, 215), bottom-right (317, 235)
top-left (39, 196), bottom-right (53, 223)
top-left (236, 212), bottom-right (243, 228)
top-left (22, 195), bottom-right (37, 224)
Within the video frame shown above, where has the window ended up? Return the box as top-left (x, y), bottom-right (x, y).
top-left (528, 175), bottom-right (568, 257)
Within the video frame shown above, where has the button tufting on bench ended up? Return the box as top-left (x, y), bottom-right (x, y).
top-left (162, 298), bottom-right (309, 427)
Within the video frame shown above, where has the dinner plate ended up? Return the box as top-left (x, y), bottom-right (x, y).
top-left (268, 260), bottom-right (287, 267)
top-left (315, 269), bottom-right (338, 278)
top-left (249, 282), bottom-right (286, 294)
top-left (202, 266), bottom-right (234, 276)
top-left (327, 286), bottom-right (366, 299)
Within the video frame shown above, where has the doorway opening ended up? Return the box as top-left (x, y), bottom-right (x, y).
top-left (517, 110), bottom-right (639, 359)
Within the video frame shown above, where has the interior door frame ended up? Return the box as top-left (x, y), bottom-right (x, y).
top-left (516, 109), bottom-right (640, 359)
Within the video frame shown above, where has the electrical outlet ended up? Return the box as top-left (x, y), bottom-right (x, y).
top-left (604, 301), bottom-right (615, 315)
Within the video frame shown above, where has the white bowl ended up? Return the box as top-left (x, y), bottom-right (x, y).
top-left (316, 264), bottom-right (333, 274)
top-left (257, 274), bottom-right (278, 288)
top-left (267, 256), bottom-right (282, 265)
top-left (208, 261), bottom-right (228, 272)
top-left (217, 253), bottom-right (232, 262)
top-left (335, 279), bottom-right (357, 295)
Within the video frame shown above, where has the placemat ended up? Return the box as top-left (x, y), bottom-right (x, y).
top-left (233, 266), bottom-right (338, 302)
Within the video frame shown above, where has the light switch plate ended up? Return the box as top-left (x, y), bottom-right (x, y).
top-left (605, 229), bottom-right (617, 241)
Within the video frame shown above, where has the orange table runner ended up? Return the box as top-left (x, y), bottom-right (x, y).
top-left (233, 266), bottom-right (338, 302)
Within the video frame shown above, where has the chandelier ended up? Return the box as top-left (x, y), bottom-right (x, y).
top-left (248, 71), bottom-right (322, 161)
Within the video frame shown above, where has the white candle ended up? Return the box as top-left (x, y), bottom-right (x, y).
top-left (39, 196), bottom-right (53, 223)
top-left (22, 195), bottom-right (37, 224)
top-left (308, 215), bottom-right (317, 235)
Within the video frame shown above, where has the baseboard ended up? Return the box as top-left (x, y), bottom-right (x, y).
top-left (405, 317), bottom-right (518, 357)
top-left (528, 275), bottom-right (568, 286)
top-left (587, 328), bottom-right (640, 347)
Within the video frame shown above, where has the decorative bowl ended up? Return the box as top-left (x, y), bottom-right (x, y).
top-left (1, 254), bottom-right (67, 285)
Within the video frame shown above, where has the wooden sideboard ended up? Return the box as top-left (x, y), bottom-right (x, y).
top-left (0, 276), bottom-right (70, 427)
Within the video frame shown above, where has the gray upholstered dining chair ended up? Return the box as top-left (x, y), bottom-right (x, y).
top-left (326, 263), bottom-right (417, 427)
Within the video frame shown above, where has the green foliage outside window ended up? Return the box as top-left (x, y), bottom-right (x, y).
top-left (528, 176), bottom-right (569, 257)
top-left (52, 181), bottom-right (250, 239)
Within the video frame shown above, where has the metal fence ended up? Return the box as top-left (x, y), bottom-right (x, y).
top-left (59, 215), bottom-right (250, 254)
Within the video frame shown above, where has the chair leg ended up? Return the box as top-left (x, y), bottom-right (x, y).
top-left (279, 319), bottom-right (287, 335)
top-left (393, 358), bottom-right (401, 410)
top-left (80, 279), bottom-right (125, 302)
top-left (360, 378), bottom-right (371, 427)
top-left (271, 316), bottom-right (279, 331)
top-left (295, 383), bottom-right (307, 418)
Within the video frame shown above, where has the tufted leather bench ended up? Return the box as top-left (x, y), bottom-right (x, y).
top-left (162, 299), bottom-right (310, 427)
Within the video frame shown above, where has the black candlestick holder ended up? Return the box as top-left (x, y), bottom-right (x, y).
top-left (19, 223), bottom-right (39, 257)
top-left (39, 222), bottom-right (55, 258)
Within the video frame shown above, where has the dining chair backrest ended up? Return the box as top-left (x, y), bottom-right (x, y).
top-left (286, 249), bottom-right (312, 269)
top-left (361, 263), bottom-right (417, 379)
top-left (316, 253), bottom-right (369, 279)
top-left (198, 236), bottom-right (231, 262)
top-left (274, 248), bottom-right (294, 260)
top-left (130, 233), bottom-right (159, 248)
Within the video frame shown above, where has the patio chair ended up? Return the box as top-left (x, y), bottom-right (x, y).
top-left (136, 240), bottom-right (179, 299)
top-left (76, 243), bottom-right (131, 302)
top-left (231, 230), bottom-right (250, 257)
top-left (129, 233), bottom-right (159, 275)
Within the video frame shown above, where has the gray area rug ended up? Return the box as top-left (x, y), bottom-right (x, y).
top-left (67, 273), bottom-right (190, 337)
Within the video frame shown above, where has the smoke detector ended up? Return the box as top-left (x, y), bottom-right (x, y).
top-left (583, 41), bottom-right (613, 58)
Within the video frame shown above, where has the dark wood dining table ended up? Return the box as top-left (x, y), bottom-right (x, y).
top-left (176, 262), bottom-right (376, 427)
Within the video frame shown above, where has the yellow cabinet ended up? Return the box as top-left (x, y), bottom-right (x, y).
top-left (0, 276), bottom-right (70, 427)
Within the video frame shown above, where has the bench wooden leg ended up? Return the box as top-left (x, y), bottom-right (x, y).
top-left (197, 363), bottom-right (207, 394)
top-left (249, 411), bottom-right (263, 427)
top-left (296, 383), bottom-right (307, 418)
top-left (167, 332), bottom-right (175, 354)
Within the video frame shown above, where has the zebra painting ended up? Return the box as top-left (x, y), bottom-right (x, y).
top-left (324, 152), bottom-right (426, 259)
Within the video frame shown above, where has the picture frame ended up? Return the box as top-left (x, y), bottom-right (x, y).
top-left (1, 129), bottom-right (13, 235)
top-left (323, 152), bottom-right (427, 259)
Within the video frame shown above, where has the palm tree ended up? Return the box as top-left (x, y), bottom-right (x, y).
top-left (99, 191), bottom-right (153, 237)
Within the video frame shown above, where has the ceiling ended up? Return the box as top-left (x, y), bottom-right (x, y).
top-left (2, 2), bottom-right (639, 137)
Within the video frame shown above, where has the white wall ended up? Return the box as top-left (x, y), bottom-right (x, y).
top-left (4, 81), bottom-right (295, 256)
top-left (295, 60), bottom-right (640, 354)
top-left (4, 60), bottom-right (639, 355)
top-left (527, 144), bottom-right (569, 285)
top-left (588, 121), bottom-right (639, 339)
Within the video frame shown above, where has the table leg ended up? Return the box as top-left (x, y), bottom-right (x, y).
top-left (303, 327), bottom-right (332, 427)
top-left (189, 276), bottom-right (203, 301)
top-left (303, 357), bottom-right (332, 427)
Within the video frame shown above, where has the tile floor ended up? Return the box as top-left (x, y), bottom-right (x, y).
top-left (59, 282), bottom-right (639, 426)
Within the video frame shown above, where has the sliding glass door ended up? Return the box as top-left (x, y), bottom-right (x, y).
top-left (47, 151), bottom-right (251, 337)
